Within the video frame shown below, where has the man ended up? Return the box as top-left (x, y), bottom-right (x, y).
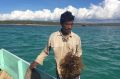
top-left (30, 11), bottom-right (82, 79)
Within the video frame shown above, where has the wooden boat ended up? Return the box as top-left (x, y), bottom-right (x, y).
top-left (0, 48), bottom-right (55, 79)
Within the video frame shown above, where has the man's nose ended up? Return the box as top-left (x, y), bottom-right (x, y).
top-left (67, 25), bottom-right (72, 29)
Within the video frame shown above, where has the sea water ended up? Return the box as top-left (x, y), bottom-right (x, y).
top-left (0, 25), bottom-right (120, 79)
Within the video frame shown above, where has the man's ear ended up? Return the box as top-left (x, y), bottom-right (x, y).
top-left (61, 24), bottom-right (64, 28)
top-left (60, 23), bottom-right (63, 26)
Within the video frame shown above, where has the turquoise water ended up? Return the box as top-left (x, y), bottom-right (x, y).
top-left (0, 25), bottom-right (120, 79)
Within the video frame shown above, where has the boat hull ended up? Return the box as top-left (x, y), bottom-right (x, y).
top-left (0, 49), bottom-right (55, 79)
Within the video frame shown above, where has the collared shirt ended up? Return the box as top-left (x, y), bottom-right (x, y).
top-left (35, 31), bottom-right (82, 75)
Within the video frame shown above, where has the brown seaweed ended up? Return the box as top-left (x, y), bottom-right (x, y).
top-left (60, 52), bottom-right (84, 79)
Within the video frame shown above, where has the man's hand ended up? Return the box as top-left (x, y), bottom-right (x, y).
top-left (29, 61), bottom-right (39, 69)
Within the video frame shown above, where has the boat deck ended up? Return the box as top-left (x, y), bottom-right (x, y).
top-left (0, 69), bottom-right (12, 79)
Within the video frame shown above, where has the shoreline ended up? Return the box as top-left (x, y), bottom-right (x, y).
top-left (0, 20), bottom-right (120, 26)
top-left (0, 23), bottom-right (120, 26)
top-left (0, 24), bottom-right (60, 26)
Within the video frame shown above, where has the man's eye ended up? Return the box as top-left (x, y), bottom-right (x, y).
top-left (65, 23), bottom-right (73, 25)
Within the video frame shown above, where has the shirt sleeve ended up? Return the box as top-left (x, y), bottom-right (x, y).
top-left (35, 34), bottom-right (53, 65)
top-left (75, 37), bottom-right (82, 57)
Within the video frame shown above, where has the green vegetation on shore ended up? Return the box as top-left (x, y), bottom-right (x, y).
top-left (0, 20), bottom-right (120, 26)
top-left (0, 20), bottom-right (60, 26)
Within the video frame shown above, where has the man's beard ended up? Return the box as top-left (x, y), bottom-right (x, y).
top-left (61, 28), bottom-right (71, 35)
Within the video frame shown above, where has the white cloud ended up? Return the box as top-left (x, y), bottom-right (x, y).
top-left (0, 0), bottom-right (120, 21)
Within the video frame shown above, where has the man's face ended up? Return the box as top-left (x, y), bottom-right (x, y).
top-left (62, 21), bottom-right (74, 35)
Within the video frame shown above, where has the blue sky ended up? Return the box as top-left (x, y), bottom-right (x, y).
top-left (0, 0), bottom-right (120, 21)
top-left (0, 0), bottom-right (102, 13)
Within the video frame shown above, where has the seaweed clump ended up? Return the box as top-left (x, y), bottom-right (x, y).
top-left (60, 52), bottom-right (84, 79)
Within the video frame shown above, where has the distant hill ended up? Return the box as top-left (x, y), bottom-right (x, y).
top-left (0, 20), bottom-right (120, 26)
top-left (0, 20), bottom-right (60, 26)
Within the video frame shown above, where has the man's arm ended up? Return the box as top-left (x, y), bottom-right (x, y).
top-left (30, 46), bottom-right (51, 69)
top-left (30, 34), bottom-right (53, 69)
top-left (35, 46), bottom-right (51, 65)
top-left (75, 37), bottom-right (82, 57)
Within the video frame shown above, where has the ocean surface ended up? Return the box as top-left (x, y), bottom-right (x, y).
top-left (0, 25), bottom-right (120, 79)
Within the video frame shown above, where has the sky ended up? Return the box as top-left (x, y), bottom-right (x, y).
top-left (0, 0), bottom-right (120, 22)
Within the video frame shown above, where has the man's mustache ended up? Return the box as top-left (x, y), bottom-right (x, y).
top-left (64, 28), bottom-right (72, 30)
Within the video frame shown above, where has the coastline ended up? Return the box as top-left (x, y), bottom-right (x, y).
top-left (0, 24), bottom-right (60, 26)
top-left (0, 20), bottom-right (120, 26)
